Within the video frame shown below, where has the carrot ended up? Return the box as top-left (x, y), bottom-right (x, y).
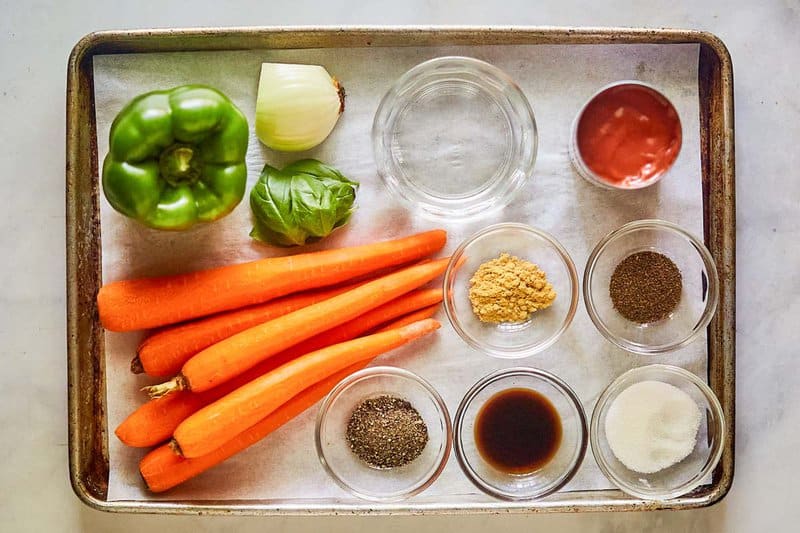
top-left (145, 258), bottom-right (449, 397)
top-left (134, 282), bottom-right (363, 377)
top-left (115, 289), bottom-right (442, 447)
top-left (374, 304), bottom-right (441, 332)
top-left (115, 392), bottom-right (205, 448)
top-left (140, 360), bottom-right (369, 493)
top-left (173, 318), bottom-right (440, 458)
top-left (269, 288), bottom-right (441, 362)
top-left (98, 229), bottom-right (446, 332)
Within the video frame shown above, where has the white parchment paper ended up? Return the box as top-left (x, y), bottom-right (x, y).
top-left (94, 43), bottom-right (703, 504)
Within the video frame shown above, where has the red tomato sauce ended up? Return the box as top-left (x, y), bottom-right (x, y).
top-left (576, 83), bottom-right (682, 188)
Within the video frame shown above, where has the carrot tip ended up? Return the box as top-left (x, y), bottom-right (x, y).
top-left (130, 356), bottom-right (144, 374)
top-left (143, 375), bottom-right (185, 399)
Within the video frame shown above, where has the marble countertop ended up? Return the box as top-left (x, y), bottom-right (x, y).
top-left (1, 0), bottom-right (797, 531)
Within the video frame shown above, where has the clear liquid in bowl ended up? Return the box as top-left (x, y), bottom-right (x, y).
top-left (391, 82), bottom-right (512, 199)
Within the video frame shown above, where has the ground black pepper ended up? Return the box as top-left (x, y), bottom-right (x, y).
top-left (346, 395), bottom-right (428, 469)
top-left (609, 251), bottom-right (682, 323)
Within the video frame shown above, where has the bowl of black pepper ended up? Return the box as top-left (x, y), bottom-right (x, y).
top-left (315, 366), bottom-right (452, 501)
top-left (583, 219), bottom-right (719, 354)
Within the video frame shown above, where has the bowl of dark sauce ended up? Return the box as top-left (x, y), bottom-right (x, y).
top-left (454, 368), bottom-right (588, 500)
top-left (475, 387), bottom-right (562, 475)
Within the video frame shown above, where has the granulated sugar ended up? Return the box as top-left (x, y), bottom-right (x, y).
top-left (605, 380), bottom-right (702, 474)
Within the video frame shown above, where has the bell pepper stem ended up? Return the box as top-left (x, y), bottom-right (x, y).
top-left (159, 144), bottom-right (201, 186)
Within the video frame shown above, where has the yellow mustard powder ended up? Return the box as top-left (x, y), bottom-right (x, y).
top-left (468, 253), bottom-right (556, 323)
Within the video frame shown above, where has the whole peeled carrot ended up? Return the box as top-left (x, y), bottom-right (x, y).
top-left (375, 304), bottom-right (441, 332)
top-left (173, 318), bottom-right (441, 458)
top-left (145, 258), bottom-right (449, 397)
top-left (134, 282), bottom-right (363, 377)
top-left (116, 289), bottom-right (442, 447)
top-left (140, 361), bottom-right (369, 493)
top-left (98, 229), bottom-right (446, 332)
top-left (116, 392), bottom-right (206, 448)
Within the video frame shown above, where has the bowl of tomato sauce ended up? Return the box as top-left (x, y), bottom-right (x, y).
top-left (569, 81), bottom-right (682, 190)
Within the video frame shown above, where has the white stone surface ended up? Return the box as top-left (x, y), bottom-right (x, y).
top-left (0, 0), bottom-right (797, 531)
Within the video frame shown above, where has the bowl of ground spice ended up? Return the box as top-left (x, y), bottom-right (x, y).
top-left (443, 223), bottom-right (579, 358)
top-left (590, 364), bottom-right (725, 500)
top-left (583, 219), bottom-right (719, 354)
top-left (315, 366), bottom-right (452, 501)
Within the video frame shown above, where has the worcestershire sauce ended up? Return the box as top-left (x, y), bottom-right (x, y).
top-left (475, 388), bottom-right (562, 474)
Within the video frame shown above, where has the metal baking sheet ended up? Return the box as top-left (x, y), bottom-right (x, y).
top-left (66, 26), bottom-right (735, 515)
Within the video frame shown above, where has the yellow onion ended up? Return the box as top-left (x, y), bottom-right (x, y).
top-left (255, 62), bottom-right (345, 152)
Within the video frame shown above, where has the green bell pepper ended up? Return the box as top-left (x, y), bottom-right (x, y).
top-left (102, 85), bottom-right (249, 230)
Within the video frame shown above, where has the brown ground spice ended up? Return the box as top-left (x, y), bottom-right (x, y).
top-left (468, 253), bottom-right (556, 323)
top-left (609, 251), bottom-right (682, 323)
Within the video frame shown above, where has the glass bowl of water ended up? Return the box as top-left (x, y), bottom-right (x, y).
top-left (372, 56), bottom-right (537, 220)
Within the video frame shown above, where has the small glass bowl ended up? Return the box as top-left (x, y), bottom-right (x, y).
top-left (591, 364), bottom-right (725, 500)
top-left (454, 368), bottom-right (588, 500)
top-left (315, 366), bottom-right (452, 502)
top-left (583, 219), bottom-right (719, 354)
top-left (372, 56), bottom-right (537, 220)
top-left (443, 223), bottom-right (579, 359)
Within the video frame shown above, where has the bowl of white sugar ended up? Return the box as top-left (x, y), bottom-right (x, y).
top-left (590, 364), bottom-right (725, 500)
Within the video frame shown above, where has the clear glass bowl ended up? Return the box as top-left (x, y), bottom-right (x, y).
top-left (591, 364), bottom-right (725, 500)
top-left (454, 368), bottom-right (588, 500)
top-left (315, 366), bottom-right (452, 502)
top-left (443, 223), bottom-right (579, 358)
top-left (583, 219), bottom-right (719, 354)
top-left (372, 56), bottom-right (537, 220)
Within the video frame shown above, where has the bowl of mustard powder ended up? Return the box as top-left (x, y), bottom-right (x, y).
top-left (443, 223), bottom-right (579, 358)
